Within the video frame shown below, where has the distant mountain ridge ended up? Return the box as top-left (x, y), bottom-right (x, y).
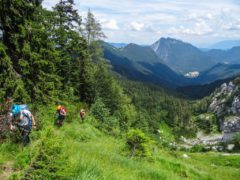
top-left (101, 41), bottom-right (189, 88)
top-left (151, 37), bottom-right (216, 74)
top-left (108, 42), bottom-right (128, 48)
top-left (195, 63), bottom-right (240, 84)
top-left (101, 37), bottom-right (240, 92)
top-left (209, 40), bottom-right (240, 50)
top-left (205, 46), bottom-right (240, 64)
top-left (120, 43), bottom-right (164, 64)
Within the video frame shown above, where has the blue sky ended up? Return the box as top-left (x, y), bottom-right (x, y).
top-left (43, 0), bottom-right (240, 47)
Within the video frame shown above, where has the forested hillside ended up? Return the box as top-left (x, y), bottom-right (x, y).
top-left (0, 1), bottom-right (240, 179)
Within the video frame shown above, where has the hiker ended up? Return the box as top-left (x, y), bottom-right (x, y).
top-left (80, 109), bottom-right (86, 122)
top-left (10, 104), bottom-right (36, 145)
top-left (55, 103), bottom-right (67, 127)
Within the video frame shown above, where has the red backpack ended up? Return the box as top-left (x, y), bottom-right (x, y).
top-left (59, 107), bottom-right (67, 116)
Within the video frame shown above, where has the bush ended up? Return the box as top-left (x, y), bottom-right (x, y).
top-left (126, 129), bottom-right (153, 158)
top-left (19, 128), bottom-right (68, 179)
top-left (233, 133), bottom-right (240, 150)
top-left (190, 144), bottom-right (206, 153)
top-left (195, 113), bottom-right (218, 134)
top-left (90, 98), bottom-right (120, 135)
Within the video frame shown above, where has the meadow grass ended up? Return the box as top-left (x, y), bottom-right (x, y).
top-left (0, 105), bottom-right (239, 179)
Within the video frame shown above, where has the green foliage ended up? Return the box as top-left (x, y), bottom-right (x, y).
top-left (94, 62), bottom-right (125, 113)
top-left (1, 105), bottom-right (240, 179)
top-left (190, 144), bottom-right (207, 153)
top-left (0, 43), bottom-right (29, 102)
top-left (84, 9), bottom-right (106, 45)
top-left (1, 1), bottom-right (240, 179)
top-left (121, 80), bottom-right (196, 136)
top-left (90, 98), bottom-right (120, 135)
top-left (195, 113), bottom-right (218, 134)
top-left (233, 133), bottom-right (240, 150)
top-left (114, 102), bottom-right (137, 132)
top-left (0, 0), bottom-right (61, 102)
top-left (157, 123), bottom-right (176, 148)
top-left (126, 129), bottom-right (153, 158)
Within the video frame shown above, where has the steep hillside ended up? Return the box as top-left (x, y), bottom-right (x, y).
top-left (191, 77), bottom-right (240, 143)
top-left (109, 42), bottom-right (128, 48)
top-left (206, 47), bottom-right (240, 64)
top-left (102, 42), bottom-right (189, 88)
top-left (196, 63), bottom-right (240, 84)
top-left (151, 37), bottom-right (216, 74)
top-left (207, 78), bottom-right (240, 140)
top-left (1, 105), bottom-right (240, 179)
top-left (209, 40), bottom-right (240, 50)
top-left (178, 77), bottom-right (235, 99)
top-left (120, 43), bottom-right (164, 64)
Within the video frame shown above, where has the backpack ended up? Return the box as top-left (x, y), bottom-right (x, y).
top-left (12, 104), bottom-right (29, 116)
top-left (80, 111), bottom-right (85, 117)
top-left (59, 107), bottom-right (67, 116)
top-left (21, 110), bottom-right (33, 128)
top-left (19, 104), bottom-right (29, 111)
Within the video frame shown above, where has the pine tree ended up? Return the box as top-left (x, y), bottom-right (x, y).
top-left (53, 0), bottom-right (82, 87)
top-left (53, 0), bottom-right (96, 103)
top-left (84, 9), bottom-right (106, 45)
top-left (0, 0), bottom-right (61, 102)
top-left (0, 43), bottom-right (29, 102)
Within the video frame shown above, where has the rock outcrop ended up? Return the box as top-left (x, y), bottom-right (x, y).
top-left (208, 81), bottom-right (240, 142)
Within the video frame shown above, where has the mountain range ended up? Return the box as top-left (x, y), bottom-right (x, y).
top-left (102, 42), bottom-right (187, 88)
top-left (101, 37), bottom-right (240, 96)
top-left (151, 38), bottom-right (216, 74)
top-left (208, 40), bottom-right (240, 50)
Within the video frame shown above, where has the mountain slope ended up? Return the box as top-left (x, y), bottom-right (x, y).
top-left (109, 42), bottom-right (128, 48)
top-left (151, 37), bottom-right (216, 74)
top-left (120, 43), bottom-right (164, 64)
top-left (1, 104), bottom-right (240, 179)
top-left (206, 46), bottom-right (240, 64)
top-left (196, 63), bottom-right (240, 83)
top-left (209, 40), bottom-right (240, 50)
top-left (101, 42), bottom-right (189, 88)
top-left (178, 77), bottom-right (235, 99)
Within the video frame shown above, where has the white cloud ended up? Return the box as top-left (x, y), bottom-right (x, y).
top-left (42, 0), bottom-right (240, 45)
top-left (167, 20), bottom-right (213, 36)
top-left (100, 19), bottom-right (119, 30)
top-left (130, 22), bottom-right (145, 31)
top-left (42, 1), bottom-right (58, 10)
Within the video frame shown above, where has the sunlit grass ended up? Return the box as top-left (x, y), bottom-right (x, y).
top-left (0, 105), bottom-right (239, 179)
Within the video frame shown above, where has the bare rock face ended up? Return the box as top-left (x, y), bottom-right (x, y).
top-left (208, 81), bottom-right (238, 117)
top-left (209, 98), bottom-right (226, 117)
top-left (221, 115), bottom-right (240, 142)
top-left (231, 96), bottom-right (240, 115)
top-left (208, 81), bottom-right (240, 142)
top-left (223, 116), bottom-right (240, 133)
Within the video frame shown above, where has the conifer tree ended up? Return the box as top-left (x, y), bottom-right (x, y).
top-left (0, 0), bottom-right (61, 102)
top-left (53, 0), bottom-right (96, 103)
top-left (0, 43), bottom-right (29, 102)
top-left (84, 9), bottom-right (106, 45)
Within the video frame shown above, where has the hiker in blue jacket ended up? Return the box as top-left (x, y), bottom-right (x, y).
top-left (10, 104), bottom-right (36, 145)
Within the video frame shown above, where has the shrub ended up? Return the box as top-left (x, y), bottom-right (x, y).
top-left (195, 113), bottom-right (218, 134)
top-left (190, 144), bottom-right (206, 153)
top-left (157, 123), bottom-right (175, 148)
top-left (126, 129), bottom-right (153, 158)
top-left (90, 98), bottom-right (120, 135)
top-left (233, 133), bottom-right (240, 150)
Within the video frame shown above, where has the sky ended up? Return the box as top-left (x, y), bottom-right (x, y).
top-left (42, 0), bottom-right (240, 47)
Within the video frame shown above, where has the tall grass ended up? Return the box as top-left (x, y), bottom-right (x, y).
top-left (0, 104), bottom-right (239, 179)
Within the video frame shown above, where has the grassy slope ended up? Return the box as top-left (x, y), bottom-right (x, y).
top-left (0, 105), bottom-right (239, 179)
